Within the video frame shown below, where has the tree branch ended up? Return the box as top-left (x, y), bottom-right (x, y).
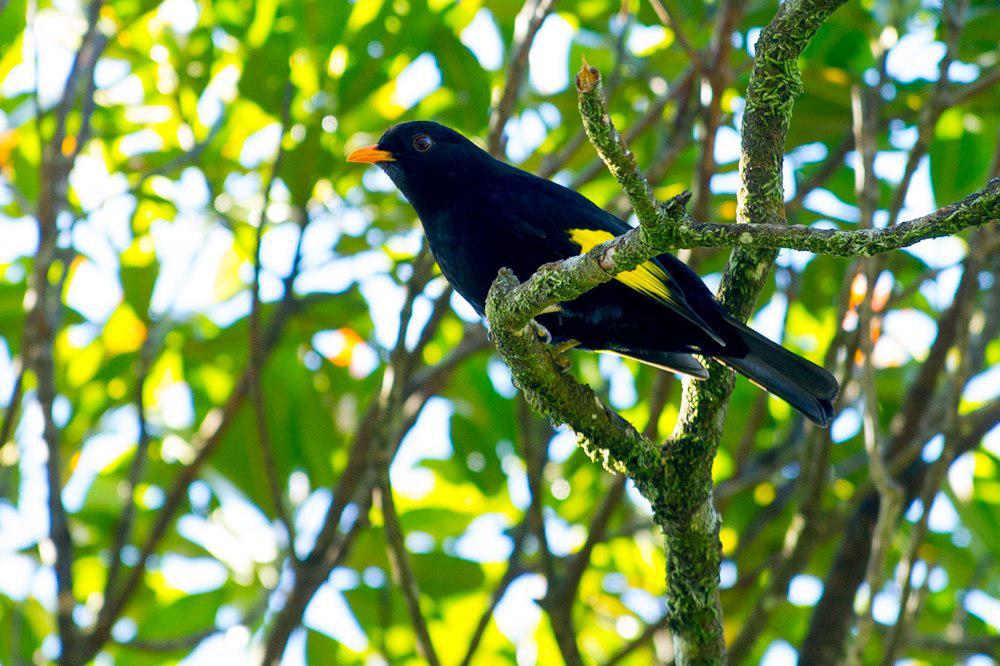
top-left (727, 424), bottom-right (833, 660)
top-left (487, 0), bottom-right (557, 156)
top-left (26, 1), bottom-right (109, 658)
top-left (0, 364), bottom-right (25, 497)
top-left (486, 261), bottom-right (667, 493)
top-left (101, 335), bottom-right (156, 607)
top-left (659, 0), bottom-right (846, 660)
top-left (575, 59), bottom-right (662, 227)
top-left (549, 374), bottom-right (671, 622)
top-left (374, 477), bottom-right (441, 666)
top-left (458, 527), bottom-right (527, 666)
top-left (646, 0), bottom-right (702, 72)
top-left (666, 180), bottom-right (998, 254)
top-left (880, 231), bottom-right (982, 664)
top-left (606, 613), bottom-right (671, 665)
top-left (847, 84), bottom-right (905, 664)
top-left (455, 2), bottom-right (986, 663)
top-left (689, 0), bottom-right (745, 222)
top-left (248, 83), bottom-right (298, 562)
top-left (572, 64), bottom-right (998, 262)
top-left (487, 2), bottom-right (850, 651)
top-left (570, 66), bottom-right (696, 190)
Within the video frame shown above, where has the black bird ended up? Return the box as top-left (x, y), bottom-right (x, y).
top-left (348, 121), bottom-right (838, 426)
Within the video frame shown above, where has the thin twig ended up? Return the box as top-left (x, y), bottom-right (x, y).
top-left (785, 131), bottom-right (854, 218)
top-left (847, 324), bottom-right (903, 664)
top-left (690, 0), bottom-right (745, 221)
top-left (571, 66), bottom-right (697, 190)
top-left (375, 476), bottom-right (441, 665)
top-left (554, 372), bottom-right (672, 609)
top-left (800, 238), bottom-right (996, 663)
top-left (248, 83), bottom-right (298, 562)
top-left (606, 613), bottom-right (671, 665)
top-left (647, 0), bottom-right (702, 71)
top-left (458, 527), bottom-right (528, 666)
top-left (519, 398), bottom-right (555, 581)
top-left (115, 595), bottom-right (269, 653)
top-left (0, 364), bottom-right (25, 496)
top-left (727, 273), bottom-right (834, 663)
top-left (886, 0), bottom-right (969, 227)
top-left (487, 0), bottom-right (558, 156)
top-left (946, 65), bottom-right (1000, 107)
top-left (846, 83), bottom-right (904, 666)
top-left (102, 338), bottom-right (156, 602)
top-left (260, 249), bottom-right (474, 663)
top-left (881, 235), bottom-right (983, 664)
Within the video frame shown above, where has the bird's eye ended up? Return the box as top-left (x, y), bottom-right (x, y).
top-left (413, 134), bottom-right (433, 152)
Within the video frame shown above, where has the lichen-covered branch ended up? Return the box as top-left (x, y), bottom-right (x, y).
top-left (576, 59), bottom-right (997, 260)
top-left (481, 102), bottom-right (693, 496)
top-left (485, 268), bottom-right (667, 507)
top-left (668, 180), bottom-right (998, 255)
top-left (481, 0), bottom-right (996, 662)
top-left (658, 1), bottom-right (847, 660)
top-left (487, 1), bottom-right (851, 662)
top-left (488, 63), bottom-right (721, 662)
top-left (576, 59), bottom-right (662, 229)
top-left (487, 6), bottom-right (850, 656)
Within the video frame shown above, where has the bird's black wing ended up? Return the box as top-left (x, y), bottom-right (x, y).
top-left (492, 170), bottom-right (727, 346)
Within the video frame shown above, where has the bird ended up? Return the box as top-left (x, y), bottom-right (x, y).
top-left (348, 121), bottom-right (838, 426)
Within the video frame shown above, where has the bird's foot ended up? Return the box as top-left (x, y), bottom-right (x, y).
top-left (552, 353), bottom-right (572, 373)
top-left (530, 320), bottom-right (552, 344)
top-left (553, 339), bottom-right (580, 354)
top-left (552, 339), bottom-right (579, 373)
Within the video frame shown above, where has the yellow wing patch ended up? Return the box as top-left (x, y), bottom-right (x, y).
top-left (568, 228), bottom-right (675, 305)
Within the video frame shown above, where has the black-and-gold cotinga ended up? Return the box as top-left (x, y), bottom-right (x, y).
top-left (349, 121), bottom-right (838, 426)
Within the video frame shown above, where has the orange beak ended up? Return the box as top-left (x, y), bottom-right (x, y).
top-left (346, 144), bottom-right (395, 163)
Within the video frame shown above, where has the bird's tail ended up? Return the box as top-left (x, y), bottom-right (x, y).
top-left (720, 318), bottom-right (839, 427)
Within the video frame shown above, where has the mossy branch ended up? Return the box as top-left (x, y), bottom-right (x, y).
top-left (576, 58), bottom-right (997, 260)
top-left (485, 271), bottom-right (668, 506)
top-left (664, 1), bottom-right (848, 661)
top-left (670, 180), bottom-right (998, 255)
top-left (483, 186), bottom-right (693, 513)
top-left (483, 1), bottom-right (995, 664)
top-left (576, 57), bottom-right (661, 228)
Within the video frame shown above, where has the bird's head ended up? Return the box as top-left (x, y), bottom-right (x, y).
top-left (347, 121), bottom-right (491, 212)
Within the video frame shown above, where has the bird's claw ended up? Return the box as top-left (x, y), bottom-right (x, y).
top-left (553, 339), bottom-right (580, 354)
top-left (530, 320), bottom-right (552, 344)
top-left (552, 339), bottom-right (578, 373)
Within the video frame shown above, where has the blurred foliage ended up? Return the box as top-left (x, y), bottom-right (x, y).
top-left (0, 0), bottom-right (998, 663)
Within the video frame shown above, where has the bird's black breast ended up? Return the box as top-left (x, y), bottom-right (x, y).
top-left (418, 198), bottom-right (565, 315)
